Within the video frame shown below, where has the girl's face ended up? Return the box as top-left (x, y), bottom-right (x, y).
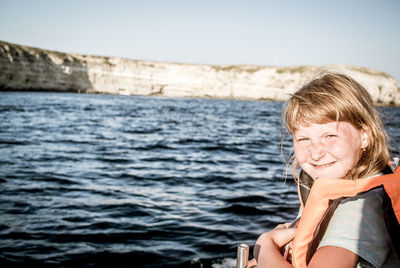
top-left (293, 121), bottom-right (368, 180)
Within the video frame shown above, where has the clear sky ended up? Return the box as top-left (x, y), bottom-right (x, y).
top-left (1, 0), bottom-right (399, 83)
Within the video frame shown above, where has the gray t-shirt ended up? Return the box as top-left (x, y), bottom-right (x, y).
top-left (318, 187), bottom-right (399, 267)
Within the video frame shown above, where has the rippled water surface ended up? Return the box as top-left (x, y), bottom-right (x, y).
top-left (0, 92), bottom-right (399, 267)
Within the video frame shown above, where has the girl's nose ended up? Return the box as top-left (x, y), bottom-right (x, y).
top-left (309, 142), bottom-right (326, 161)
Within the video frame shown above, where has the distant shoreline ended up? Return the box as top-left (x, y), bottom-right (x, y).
top-left (1, 40), bottom-right (399, 106)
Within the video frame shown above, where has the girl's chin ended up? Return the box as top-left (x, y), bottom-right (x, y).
top-left (308, 171), bottom-right (346, 180)
top-left (305, 167), bottom-right (346, 180)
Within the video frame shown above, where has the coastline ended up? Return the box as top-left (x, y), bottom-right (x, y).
top-left (1, 40), bottom-right (399, 106)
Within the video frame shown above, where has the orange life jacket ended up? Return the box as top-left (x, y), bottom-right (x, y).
top-left (291, 164), bottom-right (400, 268)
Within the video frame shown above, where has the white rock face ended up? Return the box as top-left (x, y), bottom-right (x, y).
top-left (1, 40), bottom-right (399, 106)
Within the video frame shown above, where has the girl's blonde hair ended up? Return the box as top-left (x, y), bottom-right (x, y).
top-left (283, 72), bottom-right (390, 180)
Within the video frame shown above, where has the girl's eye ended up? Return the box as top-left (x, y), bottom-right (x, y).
top-left (296, 137), bottom-right (309, 142)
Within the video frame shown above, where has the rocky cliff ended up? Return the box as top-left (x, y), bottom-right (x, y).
top-left (1, 40), bottom-right (399, 105)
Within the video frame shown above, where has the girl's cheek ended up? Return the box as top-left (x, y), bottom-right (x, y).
top-left (323, 139), bottom-right (337, 147)
top-left (294, 144), bottom-right (307, 161)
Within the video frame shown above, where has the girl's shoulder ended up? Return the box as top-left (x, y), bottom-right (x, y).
top-left (341, 186), bottom-right (384, 205)
top-left (320, 186), bottom-right (396, 267)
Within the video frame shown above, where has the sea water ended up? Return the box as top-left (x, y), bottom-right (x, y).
top-left (0, 92), bottom-right (399, 267)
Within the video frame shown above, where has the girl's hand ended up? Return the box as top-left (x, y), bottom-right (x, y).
top-left (273, 222), bottom-right (292, 230)
top-left (247, 223), bottom-right (295, 268)
top-left (252, 226), bottom-right (296, 268)
top-left (247, 258), bottom-right (257, 268)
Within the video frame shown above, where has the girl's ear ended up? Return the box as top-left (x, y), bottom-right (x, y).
top-left (361, 129), bottom-right (369, 150)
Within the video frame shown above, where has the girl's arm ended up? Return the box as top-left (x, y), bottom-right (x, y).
top-left (253, 227), bottom-right (296, 268)
top-left (308, 246), bottom-right (359, 268)
top-left (250, 229), bottom-right (359, 268)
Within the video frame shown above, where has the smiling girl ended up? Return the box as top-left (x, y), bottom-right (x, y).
top-left (250, 73), bottom-right (400, 268)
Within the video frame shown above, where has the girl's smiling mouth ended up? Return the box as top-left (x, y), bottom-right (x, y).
top-left (311, 161), bottom-right (337, 168)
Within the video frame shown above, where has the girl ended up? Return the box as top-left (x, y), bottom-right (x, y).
top-left (250, 73), bottom-right (400, 268)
